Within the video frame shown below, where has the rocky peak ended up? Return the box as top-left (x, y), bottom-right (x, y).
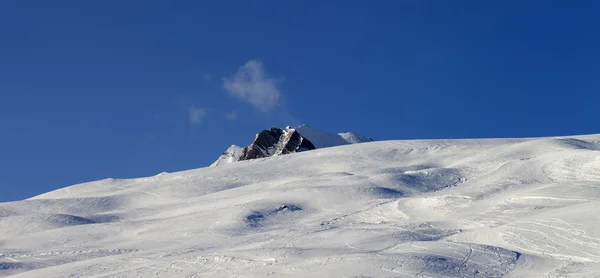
top-left (238, 127), bottom-right (316, 161)
top-left (275, 128), bottom-right (316, 156)
top-left (210, 124), bottom-right (372, 166)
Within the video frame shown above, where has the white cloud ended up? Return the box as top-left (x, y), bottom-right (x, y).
top-left (188, 106), bottom-right (205, 124)
top-left (225, 111), bottom-right (237, 120)
top-left (223, 60), bottom-right (280, 112)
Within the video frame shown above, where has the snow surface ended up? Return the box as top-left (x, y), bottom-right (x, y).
top-left (338, 132), bottom-right (372, 144)
top-left (210, 145), bottom-right (244, 167)
top-left (295, 124), bottom-right (371, 148)
top-left (2, 134), bottom-right (600, 277)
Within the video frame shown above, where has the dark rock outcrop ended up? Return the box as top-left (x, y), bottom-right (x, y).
top-left (277, 129), bottom-right (316, 155)
top-left (238, 127), bottom-right (316, 161)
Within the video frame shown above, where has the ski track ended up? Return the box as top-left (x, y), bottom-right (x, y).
top-left (1, 134), bottom-right (600, 277)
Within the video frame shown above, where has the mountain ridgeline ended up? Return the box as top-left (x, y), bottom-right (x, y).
top-left (211, 125), bottom-right (373, 167)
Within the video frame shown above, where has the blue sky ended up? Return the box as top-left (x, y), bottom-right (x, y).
top-left (1, 1), bottom-right (599, 201)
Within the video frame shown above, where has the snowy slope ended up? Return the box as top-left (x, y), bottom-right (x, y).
top-left (2, 134), bottom-right (600, 277)
top-left (210, 145), bottom-right (244, 167)
top-left (295, 124), bottom-right (372, 148)
top-left (338, 132), bottom-right (372, 144)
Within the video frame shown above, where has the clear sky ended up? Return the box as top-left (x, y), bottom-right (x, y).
top-left (1, 1), bottom-right (599, 202)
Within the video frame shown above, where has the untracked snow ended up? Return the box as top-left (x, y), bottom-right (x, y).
top-left (210, 145), bottom-right (244, 167)
top-left (1, 134), bottom-right (600, 277)
top-left (295, 124), bottom-right (372, 148)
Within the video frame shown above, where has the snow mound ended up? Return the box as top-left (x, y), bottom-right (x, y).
top-left (2, 133), bottom-right (600, 277)
top-left (0, 214), bottom-right (95, 238)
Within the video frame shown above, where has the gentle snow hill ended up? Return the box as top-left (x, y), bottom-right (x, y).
top-left (2, 134), bottom-right (600, 277)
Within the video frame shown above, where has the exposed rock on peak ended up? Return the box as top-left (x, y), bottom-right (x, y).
top-left (211, 124), bottom-right (371, 166)
top-left (276, 128), bottom-right (316, 155)
top-left (239, 127), bottom-right (284, 161)
top-left (238, 127), bottom-right (316, 161)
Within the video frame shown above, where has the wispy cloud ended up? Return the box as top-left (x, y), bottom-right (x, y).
top-left (188, 106), bottom-right (205, 124)
top-left (203, 74), bottom-right (212, 81)
top-left (223, 60), bottom-right (280, 112)
top-left (225, 111), bottom-right (237, 120)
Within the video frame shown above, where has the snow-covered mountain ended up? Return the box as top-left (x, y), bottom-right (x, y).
top-left (210, 124), bottom-right (372, 166)
top-left (296, 124), bottom-right (373, 148)
top-left (2, 134), bottom-right (600, 277)
top-left (210, 145), bottom-right (244, 167)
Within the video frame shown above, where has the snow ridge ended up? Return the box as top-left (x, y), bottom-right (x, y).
top-left (295, 124), bottom-right (372, 148)
top-left (210, 145), bottom-right (244, 167)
